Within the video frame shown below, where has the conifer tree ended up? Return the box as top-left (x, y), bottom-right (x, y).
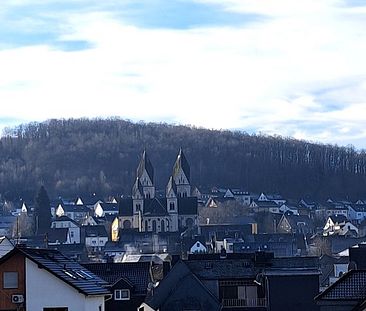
top-left (34, 185), bottom-right (51, 234)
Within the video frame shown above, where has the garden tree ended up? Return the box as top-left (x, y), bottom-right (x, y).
top-left (34, 185), bottom-right (51, 234)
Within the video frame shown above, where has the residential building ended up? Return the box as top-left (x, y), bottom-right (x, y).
top-left (140, 251), bottom-right (320, 311)
top-left (0, 246), bottom-right (110, 310)
top-left (84, 262), bottom-right (154, 311)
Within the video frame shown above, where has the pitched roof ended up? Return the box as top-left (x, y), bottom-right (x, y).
top-left (99, 202), bottom-right (119, 212)
top-left (83, 225), bottom-right (108, 237)
top-left (348, 204), bottom-right (366, 212)
top-left (46, 228), bottom-right (68, 243)
top-left (284, 214), bottom-right (313, 227)
top-left (83, 262), bottom-right (152, 294)
top-left (53, 215), bottom-right (80, 227)
top-left (1, 247), bottom-right (110, 296)
top-left (252, 200), bottom-right (279, 207)
top-left (172, 148), bottom-right (190, 182)
top-left (315, 270), bottom-right (366, 301)
top-left (166, 176), bottom-right (177, 196)
top-left (329, 215), bottom-right (348, 224)
top-left (185, 259), bottom-right (254, 279)
top-left (119, 198), bottom-right (133, 216)
top-left (137, 150), bottom-right (154, 182)
top-left (59, 204), bottom-right (91, 213)
top-left (144, 198), bottom-right (168, 216)
top-left (145, 260), bottom-right (221, 310)
top-left (178, 197), bottom-right (197, 215)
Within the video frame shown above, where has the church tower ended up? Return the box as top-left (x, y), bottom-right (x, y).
top-left (166, 176), bottom-right (178, 231)
top-left (131, 150), bottom-right (155, 231)
top-left (172, 148), bottom-right (191, 197)
top-left (135, 150), bottom-right (155, 199)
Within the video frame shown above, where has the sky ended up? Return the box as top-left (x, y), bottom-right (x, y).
top-left (1, 0), bottom-right (366, 149)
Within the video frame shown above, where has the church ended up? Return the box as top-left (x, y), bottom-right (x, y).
top-left (118, 149), bottom-right (198, 233)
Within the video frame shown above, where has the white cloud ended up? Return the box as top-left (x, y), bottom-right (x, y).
top-left (1, 1), bottom-right (366, 148)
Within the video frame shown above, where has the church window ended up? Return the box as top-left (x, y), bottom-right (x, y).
top-left (145, 220), bottom-right (149, 231)
top-left (152, 220), bottom-right (157, 233)
top-left (169, 202), bottom-right (175, 211)
top-left (161, 220), bottom-right (165, 232)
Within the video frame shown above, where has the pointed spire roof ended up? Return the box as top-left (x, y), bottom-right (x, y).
top-left (173, 148), bottom-right (190, 182)
top-left (137, 150), bottom-right (154, 182)
top-left (166, 176), bottom-right (177, 196)
top-left (132, 177), bottom-right (144, 197)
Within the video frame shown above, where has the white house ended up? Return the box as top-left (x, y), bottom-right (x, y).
top-left (0, 236), bottom-right (14, 257)
top-left (0, 246), bottom-right (110, 311)
top-left (51, 216), bottom-right (81, 244)
top-left (347, 204), bottom-right (366, 223)
top-left (84, 225), bottom-right (109, 251)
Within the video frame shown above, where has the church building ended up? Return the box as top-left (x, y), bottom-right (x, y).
top-left (118, 149), bottom-right (198, 234)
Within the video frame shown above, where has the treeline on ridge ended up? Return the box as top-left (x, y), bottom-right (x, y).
top-left (1, 118), bottom-right (366, 201)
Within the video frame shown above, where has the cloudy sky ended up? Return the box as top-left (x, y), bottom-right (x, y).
top-left (1, 0), bottom-right (366, 149)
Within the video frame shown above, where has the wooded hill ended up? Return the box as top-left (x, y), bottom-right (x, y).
top-left (1, 118), bottom-right (366, 201)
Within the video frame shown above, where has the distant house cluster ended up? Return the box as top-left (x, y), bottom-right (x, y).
top-left (2, 149), bottom-right (366, 310)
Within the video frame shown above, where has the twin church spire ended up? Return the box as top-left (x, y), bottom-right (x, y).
top-left (132, 148), bottom-right (191, 199)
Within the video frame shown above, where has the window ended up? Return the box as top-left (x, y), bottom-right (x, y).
top-left (3, 272), bottom-right (18, 289)
top-left (152, 220), bottom-right (157, 233)
top-left (169, 202), bottom-right (175, 211)
top-left (115, 289), bottom-right (130, 300)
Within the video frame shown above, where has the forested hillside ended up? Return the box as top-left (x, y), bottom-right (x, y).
top-left (1, 118), bottom-right (366, 201)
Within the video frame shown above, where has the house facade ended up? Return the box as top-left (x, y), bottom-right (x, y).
top-left (0, 246), bottom-right (110, 311)
top-left (140, 252), bottom-right (320, 311)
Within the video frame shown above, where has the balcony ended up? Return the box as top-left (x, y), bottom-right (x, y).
top-left (222, 298), bottom-right (268, 308)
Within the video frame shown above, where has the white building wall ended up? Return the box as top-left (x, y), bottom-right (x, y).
top-left (69, 227), bottom-right (81, 243)
top-left (26, 258), bottom-right (105, 311)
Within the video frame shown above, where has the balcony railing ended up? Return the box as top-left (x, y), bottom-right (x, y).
top-left (222, 298), bottom-right (268, 308)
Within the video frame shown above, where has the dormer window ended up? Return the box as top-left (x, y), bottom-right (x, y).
top-left (115, 289), bottom-right (130, 300)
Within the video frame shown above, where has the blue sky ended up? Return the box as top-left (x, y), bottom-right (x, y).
top-left (1, 0), bottom-right (366, 149)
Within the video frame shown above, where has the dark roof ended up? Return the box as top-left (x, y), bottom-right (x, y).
top-left (252, 200), bottom-right (279, 207)
top-left (316, 270), bottom-right (366, 301)
top-left (285, 214), bottom-right (314, 227)
top-left (172, 148), bottom-right (190, 182)
top-left (60, 204), bottom-right (91, 213)
top-left (53, 215), bottom-right (80, 226)
top-left (1, 247), bottom-right (110, 296)
top-left (144, 198), bottom-right (168, 216)
top-left (99, 202), bottom-right (119, 212)
top-left (178, 197), bottom-right (197, 215)
top-left (210, 196), bottom-right (236, 204)
top-left (137, 150), bottom-right (154, 182)
top-left (119, 198), bottom-right (133, 216)
top-left (83, 262), bottom-right (152, 294)
top-left (145, 260), bottom-right (221, 310)
top-left (185, 259), bottom-right (254, 279)
top-left (46, 228), bottom-right (68, 243)
top-left (329, 214), bottom-right (348, 224)
top-left (83, 225), bottom-right (108, 237)
top-left (348, 204), bottom-right (366, 212)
